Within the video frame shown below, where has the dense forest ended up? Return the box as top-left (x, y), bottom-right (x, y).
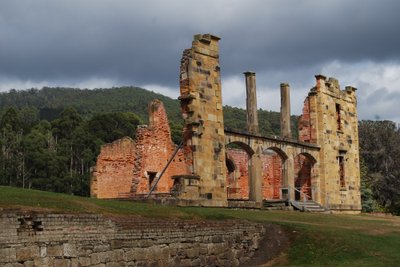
top-left (0, 87), bottom-right (399, 214)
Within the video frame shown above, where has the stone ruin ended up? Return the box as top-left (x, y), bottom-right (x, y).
top-left (91, 34), bottom-right (362, 213)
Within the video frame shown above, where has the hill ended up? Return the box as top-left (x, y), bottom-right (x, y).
top-left (0, 87), bottom-right (298, 137)
top-left (0, 87), bottom-right (182, 123)
top-left (1, 186), bottom-right (399, 266)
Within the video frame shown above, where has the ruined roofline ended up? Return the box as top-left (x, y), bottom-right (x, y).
top-left (194, 33), bottom-right (221, 42)
top-left (314, 74), bottom-right (357, 93)
top-left (100, 136), bottom-right (135, 148)
top-left (224, 128), bottom-right (320, 150)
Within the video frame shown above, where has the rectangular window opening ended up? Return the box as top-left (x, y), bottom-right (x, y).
top-left (336, 103), bottom-right (341, 131)
top-left (148, 171), bottom-right (158, 190)
top-left (338, 156), bottom-right (345, 188)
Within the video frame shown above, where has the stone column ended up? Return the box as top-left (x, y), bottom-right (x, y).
top-left (248, 146), bottom-right (263, 206)
top-left (244, 71), bottom-right (259, 135)
top-left (280, 83), bottom-right (291, 139)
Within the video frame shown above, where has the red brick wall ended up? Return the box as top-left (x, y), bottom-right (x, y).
top-left (262, 153), bottom-right (282, 200)
top-left (91, 137), bottom-right (136, 198)
top-left (226, 149), bottom-right (283, 200)
top-left (298, 97), bottom-right (311, 142)
top-left (91, 100), bottom-right (187, 198)
top-left (226, 149), bottom-right (249, 199)
top-left (294, 154), bottom-right (312, 200)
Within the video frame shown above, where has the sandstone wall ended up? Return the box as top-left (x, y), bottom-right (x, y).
top-left (0, 213), bottom-right (268, 267)
top-left (298, 75), bottom-right (361, 212)
top-left (178, 34), bottom-right (227, 206)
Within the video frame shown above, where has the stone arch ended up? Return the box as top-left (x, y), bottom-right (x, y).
top-left (227, 141), bottom-right (255, 156)
top-left (294, 152), bottom-right (317, 200)
top-left (225, 141), bottom-right (256, 200)
top-left (261, 146), bottom-right (288, 200)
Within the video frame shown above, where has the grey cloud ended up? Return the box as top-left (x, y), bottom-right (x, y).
top-left (0, 0), bottom-right (400, 122)
top-left (1, 0), bottom-right (400, 88)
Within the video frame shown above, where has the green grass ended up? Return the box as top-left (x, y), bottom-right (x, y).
top-left (1, 186), bottom-right (399, 266)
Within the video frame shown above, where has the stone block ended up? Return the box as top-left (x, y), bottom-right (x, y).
top-left (109, 249), bottom-right (124, 262)
top-left (47, 245), bottom-right (63, 257)
top-left (78, 257), bottom-right (91, 267)
top-left (16, 245), bottom-right (39, 261)
top-left (54, 259), bottom-right (70, 267)
top-left (63, 243), bottom-right (78, 258)
top-left (91, 252), bottom-right (102, 265)
top-left (207, 243), bottom-right (226, 255)
top-left (124, 248), bottom-right (149, 261)
top-left (105, 262), bottom-right (121, 267)
top-left (34, 257), bottom-right (54, 267)
top-left (0, 247), bottom-right (16, 263)
top-left (24, 261), bottom-right (34, 267)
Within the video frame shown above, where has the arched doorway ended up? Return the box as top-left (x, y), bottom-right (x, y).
top-left (225, 142), bottom-right (255, 200)
top-left (262, 147), bottom-right (288, 200)
top-left (294, 153), bottom-right (317, 201)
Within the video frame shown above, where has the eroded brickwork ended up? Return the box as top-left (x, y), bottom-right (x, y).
top-left (226, 149), bottom-right (282, 200)
top-left (90, 137), bottom-right (136, 199)
top-left (91, 100), bottom-right (186, 198)
top-left (133, 100), bottom-right (186, 194)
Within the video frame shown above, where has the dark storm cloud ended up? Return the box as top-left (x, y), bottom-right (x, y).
top-left (1, 0), bottom-right (400, 122)
top-left (1, 0), bottom-right (400, 88)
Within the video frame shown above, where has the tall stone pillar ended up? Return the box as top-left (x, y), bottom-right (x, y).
top-left (177, 34), bottom-right (227, 207)
top-left (280, 83), bottom-right (291, 138)
top-left (244, 72), bottom-right (259, 135)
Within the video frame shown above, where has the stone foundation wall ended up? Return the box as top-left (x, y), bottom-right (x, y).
top-left (0, 213), bottom-right (267, 267)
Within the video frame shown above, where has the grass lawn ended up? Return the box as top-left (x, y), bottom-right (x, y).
top-left (1, 186), bottom-right (399, 266)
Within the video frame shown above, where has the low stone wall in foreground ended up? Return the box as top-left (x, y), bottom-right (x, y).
top-left (0, 213), bottom-right (269, 266)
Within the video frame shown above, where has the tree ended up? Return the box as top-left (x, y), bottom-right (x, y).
top-left (87, 112), bottom-right (142, 143)
top-left (359, 120), bottom-right (400, 214)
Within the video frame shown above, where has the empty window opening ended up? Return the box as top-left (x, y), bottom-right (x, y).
top-left (335, 103), bottom-right (341, 131)
top-left (226, 159), bottom-right (236, 174)
top-left (148, 171), bottom-right (158, 190)
top-left (338, 156), bottom-right (345, 188)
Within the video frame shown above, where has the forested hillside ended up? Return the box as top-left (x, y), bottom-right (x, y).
top-left (0, 86), bottom-right (296, 138)
top-left (0, 87), bottom-right (182, 122)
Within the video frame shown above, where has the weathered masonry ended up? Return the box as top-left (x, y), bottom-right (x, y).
top-left (0, 213), bottom-right (269, 266)
top-left (91, 34), bottom-right (361, 213)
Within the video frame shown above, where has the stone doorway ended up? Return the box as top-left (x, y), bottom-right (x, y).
top-left (294, 153), bottom-right (316, 201)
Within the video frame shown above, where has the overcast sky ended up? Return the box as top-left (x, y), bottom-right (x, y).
top-left (1, 0), bottom-right (400, 123)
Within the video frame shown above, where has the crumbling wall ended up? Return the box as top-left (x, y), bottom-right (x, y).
top-left (90, 137), bottom-right (136, 199)
top-left (132, 100), bottom-right (186, 194)
top-left (91, 100), bottom-right (186, 199)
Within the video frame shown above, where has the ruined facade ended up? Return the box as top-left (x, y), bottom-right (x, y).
top-left (90, 34), bottom-right (361, 213)
top-left (91, 100), bottom-right (186, 199)
top-left (298, 76), bottom-right (361, 211)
